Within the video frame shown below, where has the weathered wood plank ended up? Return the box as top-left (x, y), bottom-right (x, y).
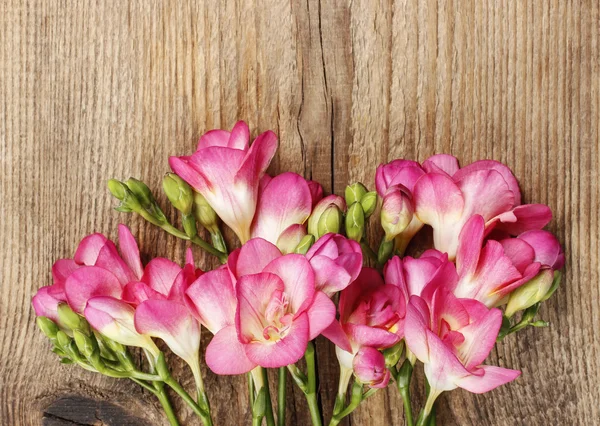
top-left (0, 0), bottom-right (598, 425)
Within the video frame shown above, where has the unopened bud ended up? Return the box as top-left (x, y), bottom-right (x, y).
top-left (317, 204), bottom-right (342, 237)
top-left (360, 191), bottom-right (378, 218)
top-left (294, 234), bottom-right (315, 255)
top-left (55, 330), bottom-right (72, 351)
top-left (505, 269), bottom-right (554, 318)
top-left (383, 341), bottom-right (404, 368)
top-left (108, 179), bottom-right (141, 213)
top-left (381, 187), bottom-right (413, 242)
top-left (73, 329), bottom-right (98, 359)
top-left (345, 202), bottom-right (365, 242)
top-left (125, 178), bottom-right (155, 210)
top-left (377, 238), bottom-right (394, 265)
top-left (345, 183), bottom-right (368, 206)
top-left (397, 358), bottom-right (413, 390)
top-left (57, 303), bottom-right (90, 334)
top-left (540, 270), bottom-right (562, 302)
top-left (307, 195), bottom-right (347, 237)
top-left (162, 173), bottom-right (194, 215)
top-left (193, 192), bottom-right (219, 233)
top-left (37, 316), bottom-right (59, 340)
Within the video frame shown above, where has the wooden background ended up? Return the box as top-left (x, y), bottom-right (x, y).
top-left (1, 0), bottom-right (599, 425)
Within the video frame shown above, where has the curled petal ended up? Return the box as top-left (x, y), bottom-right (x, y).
top-left (455, 366), bottom-right (521, 394)
top-left (492, 204), bottom-right (552, 235)
top-left (122, 282), bottom-right (166, 306)
top-left (263, 254), bottom-right (315, 314)
top-left (353, 347), bottom-right (390, 388)
top-left (141, 258), bottom-right (183, 296)
top-left (65, 266), bottom-right (123, 314)
top-left (118, 225), bottom-right (144, 279)
top-left (518, 230), bottom-right (564, 270)
top-left (74, 233), bottom-right (108, 266)
top-left (422, 154), bottom-right (460, 176)
top-left (276, 224), bottom-right (308, 255)
top-left (205, 325), bottom-right (256, 375)
top-left (375, 160), bottom-right (425, 196)
top-left (32, 286), bottom-right (65, 323)
top-left (228, 238), bottom-right (282, 278)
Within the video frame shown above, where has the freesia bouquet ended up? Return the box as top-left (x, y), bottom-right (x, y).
top-left (32, 122), bottom-right (564, 426)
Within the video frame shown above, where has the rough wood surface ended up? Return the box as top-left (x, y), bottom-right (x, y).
top-left (1, 0), bottom-right (599, 425)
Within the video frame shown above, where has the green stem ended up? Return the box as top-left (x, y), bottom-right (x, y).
top-left (160, 222), bottom-right (227, 263)
top-left (332, 365), bottom-right (353, 418)
top-left (164, 376), bottom-right (212, 426)
top-left (399, 387), bottom-right (414, 426)
top-left (396, 359), bottom-right (414, 426)
top-left (278, 367), bottom-right (286, 426)
top-left (360, 240), bottom-right (379, 264)
top-left (304, 341), bottom-right (323, 426)
top-left (153, 382), bottom-right (180, 426)
top-left (261, 367), bottom-right (276, 426)
top-left (329, 381), bottom-right (363, 426)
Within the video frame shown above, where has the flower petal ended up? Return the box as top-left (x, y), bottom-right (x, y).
top-left (453, 160), bottom-right (521, 205)
top-left (51, 259), bottom-right (80, 286)
top-left (276, 224), bottom-right (308, 254)
top-left (263, 254), bottom-right (315, 314)
top-left (456, 215), bottom-right (485, 279)
top-left (375, 160), bottom-right (425, 196)
top-left (74, 233), bottom-right (108, 265)
top-left (322, 320), bottom-right (352, 353)
top-left (141, 258), bottom-right (182, 296)
top-left (492, 204), bottom-right (552, 235)
top-left (122, 281), bottom-right (166, 306)
top-left (305, 291), bottom-right (336, 339)
top-left (65, 266), bottom-right (123, 314)
top-left (118, 224), bottom-right (144, 279)
top-left (32, 286), bottom-right (64, 323)
top-left (518, 230), bottom-right (564, 270)
top-left (205, 325), bottom-right (257, 375)
top-left (456, 169), bottom-right (515, 220)
top-left (228, 238), bottom-right (282, 278)
top-left (455, 365), bottom-right (521, 394)
top-left (244, 312), bottom-right (310, 368)
top-left (422, 154), bottom-right (460, 176)
top-left (456, 306), bottom-right (502, 370)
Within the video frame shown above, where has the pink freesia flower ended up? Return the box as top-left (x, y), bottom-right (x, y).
top-left (249, 172), bottom-right (313, 252)
top-left (188, 238), bottom-right (336, 374)
top-left (352, 346), bottom-right (390, 388)
top-left (305, 233), bottom-right (363, 297)
top-left (516, 230), bottom-right (565, 271)
top-left (453, 215), bottom-right (542, 307)
top-left (413, 155), bottom-right (552, 259)
top-left (405, 291), bottom-right (520, 413)
top-left (32, 286), bottom-right (67, 325)
top-left (376, 160), bottom-right (426, 254)
top-left (169, 121), bottom-right (278, 243)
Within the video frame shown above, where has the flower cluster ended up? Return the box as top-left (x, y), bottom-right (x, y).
top-left (33, 122), bottom-right (563, 426)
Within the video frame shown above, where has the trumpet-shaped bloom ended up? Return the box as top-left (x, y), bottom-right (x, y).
top-left (305, 233), bottom-right (362, 297)
top-left (376, 160), bottom-right (426, 254)
top-left (189, 238), bottom-right (336, 374)
top-left (405, 292), bottom-right (520, 394)
top-left (84, 296), bottom-right (159, 356)
top-left (454, 215), bottom-right (541, 307)
top-left (169, 121), bottom-right (278, 243)
top-left (250, 172), bottom-right (313, 251)
top-left (413, 155), bottom-right (552, 259)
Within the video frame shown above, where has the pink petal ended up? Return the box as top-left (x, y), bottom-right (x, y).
top-left (228, 121), bottom-right (251, 150)
top-left (197, 129), bottom-right (233, 150)
top-left (518, 230), bottom-right (564, 270)
top-left (236, 272), bottom-right (285, 342)
top-left (499, 238), bottom-right (536, 274)
top-left (456, 215), bottom-right (485, 278)
top-left (307, 181), bottom-right (324, 208)
top-left (235, 130), bottom-right (278, 190)
top-left (339, 268), bottom-right (385, 322)
top-left (65, 266), bottom-right (123, 314)
top-left (51, 259), bottom-right (80, 285)
top-left (453, 160), bottom-right (521, 206)
top-left (74, 233), bottom-right (108, 265)
top-left (375, 160), bottom-right (425, 196)
top-left (32, 286), bottom-right (64, 322)
top-left (309, 255), bottom-right (353, 296)
top-left (305, 291), bottom-right (336, 339)
top-left (169, 155), bottom-right (210, 194)
top-left (228, 238), bottom-right (282, 278)
top-left (263, 254), bottom-right (315, 314)
top-left (422, 154), bottom-right (460, 176)
top-left (455, 366), bottom-right (521, 394)
top-left (186, 268), bottom-right (237, 334)
top-left (404, 296), bottom-right (432, 363)
top-left (118, 224), bottom-right (144, 279)
top-left (345, 324), bottom-right (401, 349)
top-left (492, 204), bottom-right (552, 235)
top-left (141, 258), bottom-right (182, 296)
top-left (244, 312), bottom-right (310, 368)
top-left (456, 307), bottom-right (502, 370)
top-left (135, 300), bottom-right (200, 364)
top-left (322, 320), bottom-right (352, 353)
top-left (205, 325), bottom-right (257, 375)
top-left (251, 172), bottom-right (312, 244)
top-left (95, 240), bottom-right (138, 285)
top-left (122, 281), bottom-right (166, 306)
top-left (413, 173), bottom-right (465, 254)
top-left (456, 169), bottom-right (515, 221)
top-left (353, 346), bottom-right (391, 388)
top-left (423, 328), bottom-right (471, 392)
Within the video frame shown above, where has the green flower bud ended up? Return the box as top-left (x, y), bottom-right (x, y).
top-left (317, 204), bottom-right (342, 237)
top-left (125, 178), bottom-right (155, 210)
top-left (55, 330), bottom-right (71, 350)
top-left (107, 179), bottom-right (127, 201)
top-left (73, 329), bottom-right (98, 359)
top-left (540, 270), bottom-right (562, 302)
top-left (162, 173), bottom-right (194, 215)
top-left (345, 202), bottom-right (365, 242)
top-left (253, 387), bottom-right (267, 418)
top-left (294, 234), bottom-right (316, 255)
top-left (345, 182), bottom-right (368, 206)
top-left (107, 179), bottom-right (141, 213)
top-left (36, 317), bottom-right (59, 340)
top-left (505, 269), bottom-right (554, 318)
top-left (57, 303), bottom-right (89, 334)
top-left (193, 192), bottom-right (219, 233)
top-left (377, 238), bottom-right (394, 265)
top-left (397, 358), bottom-right (413, 390)
top-left (383, 341), bottom-right (404, 368)
top-left (360, 191), bottom-right (378, 218)
top-left (156, 352), bottom-right (170, 381)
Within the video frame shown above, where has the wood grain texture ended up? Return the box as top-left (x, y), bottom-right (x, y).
top-left (1, 0), bottom-right (598, 425)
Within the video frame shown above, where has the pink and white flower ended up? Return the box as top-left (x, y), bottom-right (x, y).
top-left (188, 238), bottom-right (336, 374)
top-left (405, 291), bottom-right (520, 399)
top-left (352, 346), bottom-right (390, 388)
top-left (170, 121), bottom-right (278, 243)
top-left (305, 233), bottom-right (362, 297)
top-left (413, 155), bottom-right (552, 259)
